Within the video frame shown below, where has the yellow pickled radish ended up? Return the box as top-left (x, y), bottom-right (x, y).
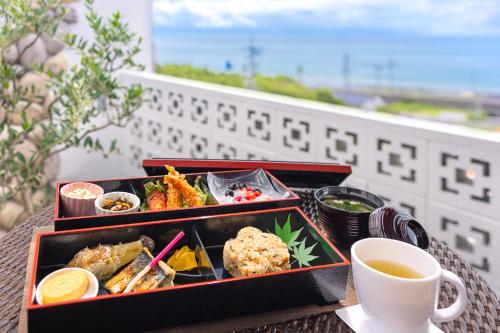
top-left (195, 246), bottom-right (210, 268)
top-left (167, 246), bottom-right (198, 271)
top-left (41, 270), bottom-right (89, 304)
top-left (167, 245), bottom-right (191, 267)
top-left (172, 251), bottom-right (198, 271)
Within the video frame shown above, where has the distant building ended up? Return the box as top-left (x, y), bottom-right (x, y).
top-left (335, 91), bottom-right (386, 111)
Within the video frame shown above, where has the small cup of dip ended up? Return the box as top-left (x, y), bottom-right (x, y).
top-left (60, 182), bottom-right (104, 217)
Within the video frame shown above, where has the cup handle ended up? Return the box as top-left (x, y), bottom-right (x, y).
top-left (431, 269), bottom-right (468, 322)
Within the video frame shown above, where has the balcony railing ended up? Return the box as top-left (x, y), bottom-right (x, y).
top-left (120, 70), bottom-right (500, 293)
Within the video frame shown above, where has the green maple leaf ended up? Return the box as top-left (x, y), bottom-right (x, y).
top-left (292, 239), bottom-right (319, 268)
top-left (275, 214), bottom-right (302, 249)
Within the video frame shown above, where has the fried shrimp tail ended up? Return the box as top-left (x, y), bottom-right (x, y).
top-left (166, 183), bottom-right (182, 208)
top-left (164, 174), bottom-right (204, 207)
top-left (162, 164), bottom-right (206, 208)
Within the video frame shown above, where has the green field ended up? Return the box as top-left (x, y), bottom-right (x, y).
top-left (156, 64), bottom-right (343, 105)
top-left (378, 100), bottom-right (487, 121)
top-left (154, 64), bottom-right (497, 130)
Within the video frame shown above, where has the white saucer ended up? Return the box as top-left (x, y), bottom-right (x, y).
top-left (35, 268), bottom-right (99, 305)
top-left (335, 304), bottom-right (444, 333)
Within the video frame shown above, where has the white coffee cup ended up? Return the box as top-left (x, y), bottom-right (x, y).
top-left (351, 238), bottom-right (467, 333)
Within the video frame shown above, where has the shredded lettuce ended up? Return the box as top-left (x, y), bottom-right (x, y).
top-left (140, 201), bottom-right (149, 212)
top-left (194, 176), bottom-right (209, 204)
top-left (143, 180), bottom-right (166, 197)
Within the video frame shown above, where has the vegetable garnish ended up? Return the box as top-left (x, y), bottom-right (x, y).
top-left (274, 214), bottom-right (318, 268)
top-left (123, 231), bottom-right (185, 293)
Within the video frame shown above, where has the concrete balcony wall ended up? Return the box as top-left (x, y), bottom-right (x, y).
top-left (119, 70), bottom-right (500, 293)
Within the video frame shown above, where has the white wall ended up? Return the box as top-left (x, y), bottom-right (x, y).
top-left (121, 70), bottom-right (500, 293)
top-left (68, 0), bottom-right (153, 71)
top-left (58, 0), bottom-right (153, 181)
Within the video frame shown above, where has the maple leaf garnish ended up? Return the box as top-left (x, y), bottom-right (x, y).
top-left (275, 214), bottom-right (302, 249)
top-left (292, 239), bottom-right (319, 268)
top-left (274, 214), bottom-right (318, 267)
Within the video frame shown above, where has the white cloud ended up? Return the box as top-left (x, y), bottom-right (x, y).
top-left (152, 0), bottom-right (500, 35)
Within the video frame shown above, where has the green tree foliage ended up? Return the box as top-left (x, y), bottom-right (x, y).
top-left (0, 0), bottom-right (144, 215)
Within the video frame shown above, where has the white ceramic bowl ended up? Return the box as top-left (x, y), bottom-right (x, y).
top-left (60, 182), bottom-right (104, 217)
top-left (35, 268), bottom-right (99, 305)
top-left (94, 191), bottom-right (140, 215)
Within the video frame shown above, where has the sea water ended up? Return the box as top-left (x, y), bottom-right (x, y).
top-left (153, 29), bottom-right (500, 93)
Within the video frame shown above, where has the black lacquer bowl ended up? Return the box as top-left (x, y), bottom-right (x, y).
top-left (315, 186), bottom-right (384, 249)
top-left (28, 207), bottom-right (349, 332)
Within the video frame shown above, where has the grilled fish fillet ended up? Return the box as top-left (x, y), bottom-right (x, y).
top-left (104, 248), bottom-right (151, 293)
top-left (105, 247), bottom-right (176, 293)
top-left (132, 260), bottom-right (175, 292)
top-left (67, 236), bottom-right (155, 281)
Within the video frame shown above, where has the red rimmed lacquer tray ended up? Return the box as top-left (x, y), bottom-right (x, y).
top-left (29, 207), bottom-right (350, 332)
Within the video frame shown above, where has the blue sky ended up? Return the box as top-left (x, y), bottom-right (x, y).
top-left (153, 0), bottom-right (500, 36)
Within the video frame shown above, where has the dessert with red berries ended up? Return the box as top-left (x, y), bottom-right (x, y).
top-left (224, 182), bottom-right (272, 203)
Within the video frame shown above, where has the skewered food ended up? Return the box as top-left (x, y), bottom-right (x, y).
top-left (131, 259), bottom-right (175, 292)
top-left (67, 236), bottom-right (155, 281)
top-left (223, 227), bottom-right (290, 278)
top-left (40, 269), bottom-right (89, 304)
top-left (105, 247), bottom-right (175, 293)
top-left (104, 248), bottom-right (151, 293)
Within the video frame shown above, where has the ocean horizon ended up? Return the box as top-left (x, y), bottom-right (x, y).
top-left (153, 29), bottom-right (500, 94)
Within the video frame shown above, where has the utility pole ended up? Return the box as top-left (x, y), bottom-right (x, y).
top-left (373, 64), bottom-right (384, 88)
top-left (296, 64), bottom-right (304, 82)
top-left (342, 53), bottom-right (351, 91)
top-left (244, 38), bottom-right (261, 89)
top-left (387, 59), bottom-right (395, 90)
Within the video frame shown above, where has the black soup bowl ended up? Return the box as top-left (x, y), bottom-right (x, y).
top-left (314, 186), bottom-right (384, 249)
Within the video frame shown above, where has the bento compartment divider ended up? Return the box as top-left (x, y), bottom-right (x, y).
top-left (192, 227), bottom-right (222, 280)
top-left (127, 179), bottom-right (139, 197)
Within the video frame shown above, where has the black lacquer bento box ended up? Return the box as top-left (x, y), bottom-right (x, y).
top-left (54, 159), bottom-right (352, 231)
top-left (28, 207), bottom-right (350, 332)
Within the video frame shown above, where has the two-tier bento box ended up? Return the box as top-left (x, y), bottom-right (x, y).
top-left (54, 159), bottom-right (351, 231)
top-left (27, 159), bottom-right (352, 332)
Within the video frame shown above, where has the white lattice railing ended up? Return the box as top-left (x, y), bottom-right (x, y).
top-left (120, 70), bottom-right (500, 292)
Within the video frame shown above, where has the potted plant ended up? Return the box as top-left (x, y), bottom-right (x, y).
top-left (0, 0), bottom-right (145, 230)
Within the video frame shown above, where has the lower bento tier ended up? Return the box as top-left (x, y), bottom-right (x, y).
top-left (28, 207), bottom-right (349, 332)
top-left (55, 166), bottom-right (300, 230)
